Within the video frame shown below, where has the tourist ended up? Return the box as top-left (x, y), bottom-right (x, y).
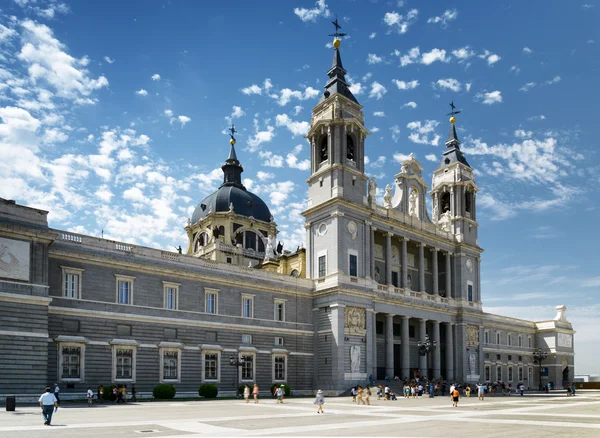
top-left (465, 385), bottom-right (471, 397)
top-left (404, 385), bottom-right (410, 398)
top-left (314, 389), bottom-right (324, 414)
top-left (252, 383), bottom-right (259, 403)
top-left (356, 386), bottom-right (365, 405)
top-left (452, 387), bottom-right (460, 407)
top-left (376, 385), bottom-right (382, 400)
top-left (507, 383), bottom-right (512, 396)
top-left (87, 387), bottom-right (93, 406)
top-left (53, 383), bottom-right (60, 405)
top-left (449, 383), bottom-right (455, 400)
top-left (243, 385), bottom-right (250, 403)
top-left (97, 385), bottom-right (103, 403)
top-left (365, 386), bottom-right (371, 405)
top-left (112, 386), bottom-right (118, 403)
top-left (351, 386), bottom-right (357, 403)
top-left (429, 383), bottom-right (434, 398)
top-left (384, 385), bottom-right (390, 400)
top-left (388, 390), bottom-right (397, 401)
top-left (131, 384), bottom-right (137, 402)
top-left (411, 385), bottom-right (416, 399)
top-left (276, 385), bottom-right (285, 404)
top-left (39, 386), bottom-right (58, 426)
top-left (477, 383), bottom-right (485, 401)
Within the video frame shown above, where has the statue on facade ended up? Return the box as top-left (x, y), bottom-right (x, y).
top-left (438, 210), bottom-right (452, 233)
top-left (407, 274), bottom-right (412, 290)
top-left (265, 235), bottom-right (275, 259)
top-left (409, 189), bottom-right (418, 217)
top-left (228, 202), bottom-right (234, 213)
top-left (368, 177), bottom-right (377, 208)
top-left (276, 241), bottom-right (284, 254)
top-left (350, 345), bottom-right (361, 373)
top-left (374, 267), bottom-right (380, 283)
top-left (383, 184), bottom-right (392, 208)
top-left (432, 203), bottom-right (439, 223)
top-left (186, 217), bottom-right (191, 227)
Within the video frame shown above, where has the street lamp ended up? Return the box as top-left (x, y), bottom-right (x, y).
top-left (418, 335), bottom-right (437, 381)
top-left (532, 348), bottom-right (548, 392)
top-left (229, 355), bottom-right (246, 398)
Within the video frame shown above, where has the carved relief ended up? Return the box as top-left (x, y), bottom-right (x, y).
top-left (557, 333), bottom-right (573, 348)
top-left (0, 237), bottom-right (29, 281)
top-left (467, 325), bottom-right (480, 347)
top-left (347, 221), bottom-right (357, 240)
top-left (374, 244), bottom-right (384, 259)
top-left (344, 307), bottom-right (366, 335)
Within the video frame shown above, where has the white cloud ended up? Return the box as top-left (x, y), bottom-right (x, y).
top-left (247, 119), bottom-right (275, 151)
top-left (164, 109), bottom-right (173, 117)
top-left (263, 78), bottom-right (272, 91)
top-left (465, 82), bottom-right (472, 92)
top-left (259, 150), bottom-right (284, 168)
top-left (392, 79), bottom-right (419, 90)
top-left (373, 111), bottom-right (385, 117)
top-left (294, 105), bottom-right (303, 115)
top-left (523, 47), bottom-right (533, 54)
top-left (241, 84), bottom-right (262, 95)
top-left (274, 87), bottom-right (319, 106)
top-left (390, 125), bottom-right (401, 142)
top-left (369, 82), bottom-right (387, 100)
top-left (546, 75), bottom-right (561, 85)
top-left (436, 78), bottom-right (461, 92)
top-left (367, 53), bottom-right (383, 64)
top-left (275, 114), bottom-right (310, 136)
top-left (294, 0), bottom-right (331, 22)
top-left (367, 156), bottom-right (386, 168)
top-left (519, 82), bottom-right (536, 92)
top-left (95, 185), bottom-right (113, 202)
top-left (151, 73), bottom-right (161, 81)
top-left (348, 82), bottom-right (363, 95)
top-left (509, 65), bottom-right (520, 74)
top-left (451, 46), bottom-right (475, 61)
top-left (230, 106), bottom-right (245, 119)
top-left (403, 101), bottom-right (417, 109)
top-left (392, 153), bottom-right (412, 163)
top-left (427, 9), bottom-right (457, 26)
top-left (425, 153), bottom-right (437, 162)
top-left (475, 90), bottom-right (503, 104)
top-left (479, 50), bottom-right (501, 65)
top-left (135, 89), bottom-right (148, 96)
top-left (528, 115), bottom-right (546, 121)
top-left (383, 9), bottom-right (418, 34)
top-left (406, 120), bottom-right (441, 145)
top-left (514, 129), bottom-right (533, 139)
top-left (421, 48), bottom-right (448, 65)
top-left (369, 32), bottom-right (376, 39)
top-left (393, 46), bottom-right (421, 67)
top-left (256, 171), bottom-right (274, 181)
top-left (104, 56), bottom-right (115, 64)
top-left (370, 127), bottom-right (380, 133)
top-left (177, 115), bottom-right (191, 126)
top-left (286, 144), bottom-right (311, 170)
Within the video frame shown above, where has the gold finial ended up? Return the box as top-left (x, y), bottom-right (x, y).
top-left (449, 116), bottom-right (456, 124)
top-left (230, 138), bottom-right (236, 145)
top-left (333, 38), bottom-right (341, 48)
top-left (329, 17), bottom-right (346, 49)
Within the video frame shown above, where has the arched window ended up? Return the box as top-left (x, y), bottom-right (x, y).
top-left (441, 192), bottom-right (451, 213)
top-left (346, 135), bottom-right (354, 161)
top-left (319, 137), bottom-right (328, 163)
top-left (465, 190), bottom-right (472, 214)
top-left (244, 231), bottom-right (257, 251)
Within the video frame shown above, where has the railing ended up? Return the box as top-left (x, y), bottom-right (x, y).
top-left (377, 285), bottom-right (388, 292)
top-left (161, 251), bottom-right (180, 261)
top-left (115, 243), bottom-right (132, 252)
top-left (59, 233), bottom-right (82, 243)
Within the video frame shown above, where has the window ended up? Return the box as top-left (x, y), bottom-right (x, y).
top-left (484, 331), bottom-right (489, 344)
top-left (115, 275), bottom-right (135, 305)
top-left (163, 282), bottom-right (179, 310)
top-left (273, 356), bottom-right (286, 381)
top-left (497, 365), bottom-right (502, 381)
top-left (391, 271), bottom-right (399, 287)
top-left (376, 321), bottom-right (384, 335)
top-left (518, 366), bottom-right (523, 382)
top-left (346, 135), bottom-right (355, 161)
top-left (318, 255), bottom-right (326, 278)
top-left (275, 337), bottom-right (284, 346)
top-left (319, 137), bottom-right (328, 163)
top-left (485, 365), bottom-right (491, 381)
top-left (242, 295), bottom-right (254, 318)
top-left (61, 267), bottom-right (84, 299)
top-left (393, 323), bottom-right (401, 337)
top-left (409, 326), bottom-right (415, 338)
top-left (508, 335), bottom-right (512, 346)
top-left (349, 253), bottom-right (358, 277)
top-left (496, 354), bottom-right (501, 360)
top-left (274, 300), bottom-right (286, 322)
top-left (227, 257), bottom-right (232, 264)
top-left (528, 337), bottom-right (532, 348)
top-left (204, 353), bottom-right (219, 381)
top-left (508, 355), bottom-right (512, 361)
top-left (485, 353), bottom-right (490, 360)
top-left (112, 344), bottom-right (137, 382)
top-left (518, 335), bottom-right (522, 347)
top-left (518, 355), bottom-right (523, 362)
top-left (496, 332), bottom-right (501, 345)
top-left (241, 354), bottom-right (254, 381)
top-left (205, 289), bottom-right (218, 314)
top-left (61, 346), bottom-right (82, 380)
top-left (242, 334), bottom-right (252, 344)
top-left (508, 366), bottom-right (513, 382)
top-left (467, 283), bottom-right (473, 302)
top-left (528, 367), bottom-right (533, 382)
top-left (162, 351), bottom-right (179, 381)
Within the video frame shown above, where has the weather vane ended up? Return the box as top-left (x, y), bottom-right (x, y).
top-left (228, 123), bottom-right (237, 145)
top-left (329, 17), bottom-right (347, 39)
top-left (446, 100), bottom-right (461, 117)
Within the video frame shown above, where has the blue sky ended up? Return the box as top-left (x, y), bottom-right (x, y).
top-left (0, 0), bottom-right (598, 373)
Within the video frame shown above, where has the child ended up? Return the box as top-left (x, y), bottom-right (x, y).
top-left (276, 385), bottom-right (285, 404)
top-left (243, 385), bottom-right (250, 403)
top-left (452, 387), bottom-right (460, 407)
top-left (314, 389), bottom-right (324, 413)
top-left (87, 387), bottom-right (93, 406)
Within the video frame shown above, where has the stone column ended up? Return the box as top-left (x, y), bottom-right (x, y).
top-left (432, 321), bottom-right (441, 379)
top-left (418, 318), bottom-right (427, 378)
top-left (366, 309), bottom-right (374, 379)
top-left (478, 325), bottom-right (485, 381)
top-left (401, 316), bottom-right (410, 380)
top-left (445, 322), bottom-right (454, 381)
top-left (385, 232), bottom-right (393, 286)
top-left (364, 221), bottom-right (371, 279)
top-left (385, 314), bottom-right (394, 379)
top-left (401, 238), bottom-right (408, 289)
top-left (418, 243), bottom-right (426, 293)
top-left (371, 311), bottom-right (377, 379)
top-left (450, 187), bottom-right (455, 217)
top-left (370, 227), bottom-right (376, 280)
top-left (432, 248), bottom-right (439, 295)
top-left (445, 252), bottom-right (452, 298)
top-left (330, 304), bottom-right (345, 386)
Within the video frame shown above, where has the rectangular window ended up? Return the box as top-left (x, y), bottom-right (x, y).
top-left (206, 291), bottom-right (218, 314)
top-left (118, 280), bottom-right (131, 304)
top-left (163, 351), bottom-right (178, 380)
top-left (274, 356), bottom-right (286, 381)
top-left (274, 300), bottom-right (285, 322)
top-left (484, 331), bottom-right (489, 344)
top-left (61, 346), bottom-right (81, 379)
top-left (518, 336), bottom-right (522, 347)
top-left (508, 335), bottom-right (512, 346)
top-left (409, 326), bottom-right (415, 338)
top-left (116, 349), bottom-right (133, 379)
top-left (349, 254), bottom-right (357, 277)
top-left (242, 334), bottom-right (252, 344)
top-left (518, 355), bottom-right (523, 362)
top-left (318, 255), bottom-right (326, 277)
top-left (508, 355), bottom-right (512, 361)
top-left (393, 323), bottom-right (401, 337)
top-left (241, 355), bottom-right (254, 381)
top-left (165, 287), bottom-right (178, 310)
top-left (242, 295), bottom-right (254, 318)
top-left (528, 337), bottom-right (532, 348)
top-left (204, 353), bottom-right (218, 380)
top-left (497, 365), bottom-right (502, 381)
top-left (496, 332), bottom-right (501, 344)
top-left (468, 284), bottom-right (473, 302)
top-left (275, 337), bottom-right (284, 346)
top-left (496, 354), bottom-right (501, 360)
top-left (485, 365), bottom-right (491, 381)
top-left (508, 366), bottom-right (513, 382)
top-left (518, 366), bottom-right (523, 381)
top-left (376, 321), bottom-right (384, 335)
top-left (61, 267), bottom-right (84, 299)
top-left (391, 271), bottom-right (399, 287)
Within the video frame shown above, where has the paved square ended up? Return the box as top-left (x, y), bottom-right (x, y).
top-left (1, 392), bottom-right (599, 437)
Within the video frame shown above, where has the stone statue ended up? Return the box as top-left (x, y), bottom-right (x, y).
top-left (383, 184), bottom-right (392, 208)
top-left (432, 203), bottom-right (439, 223)
top-left (350, 345), bottom-right (361, 373)
top-left (368, 177), bottom-right (377, 207)
top-left (276, 241), bottom-right (283, 254)
top-left (186, 217), bottom-right (191, 227)
top-left (264, 235), bottom-right (275, 259)
top-left (407, 274), bottom-right (412, 290)
top-left (344, 307), bottom-right (366, 335)
top-left (374, 267), bottom-right (380, 283)
top-left (409, 189), bottom-right (418, 217)
top-left (469, 353), bottom-right (476, 374)
top-left (208, 204), bottom-right (213, 214)
top-left (228, 202), bottom-right (234, 213)
top-left (438, 210), bottom-right (452, 233)
top-left (467, 325), bottom-right (480, 347)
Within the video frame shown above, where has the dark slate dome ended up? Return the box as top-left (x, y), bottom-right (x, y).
top-left (191, 140), bottom-right (272, 224)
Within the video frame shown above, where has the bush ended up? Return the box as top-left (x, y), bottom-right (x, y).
top-left (199, 383), bottom-right (219, 398)
top-left (152, 384), bottom-right (176, 399)
top-left (270, 383), bottom-right (291, 397)
top-left (100, 385), bottom-right (116, 402)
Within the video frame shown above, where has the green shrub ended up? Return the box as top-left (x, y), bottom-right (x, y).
top-left (198, 383), bottom-right (219, 398)
top-left (152, 383), bottom-right (176, 399)
top-left (270, 383), bottom-right (291, 397)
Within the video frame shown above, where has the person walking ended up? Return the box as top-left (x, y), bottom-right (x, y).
top-left (452, 387), bottom-right (460, 407)
top-left (314, 389), bottom-right (324, 414)
top-left (87, 387), bottom-right (93, 406)
top-left (477, 383), bottom-right (485, 401)
top-left (243, 385), bottom-right (250, 403)
top-left (131, 384), bottom-right (137, 402)
top-left (252, 383), bottom-right (259, 403)
top-left (519, 383), bottom-right (525, 396)
top-left (356, 386), bottom-right (365, 405)
top-left (39, 387), bottom-right (58, 426)
top-left (365, 387), bottom-right (371, 405)
top-left (53, 383), bottom-right (60, 405)
top-left (276, 385), bottom-right (285, 404)
top-left (97, 385), bottom-right (104, 403)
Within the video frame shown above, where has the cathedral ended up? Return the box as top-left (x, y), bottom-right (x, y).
top-left (0, 36), bottom-right (574, 399)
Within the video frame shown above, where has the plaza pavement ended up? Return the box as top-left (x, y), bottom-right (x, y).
top-left (1, 392), bottom-right (599, 437)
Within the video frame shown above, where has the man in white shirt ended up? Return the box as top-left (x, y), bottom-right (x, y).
top-left (477, 383), bottom-right (485, 401)
top-left (384, 386), bottom-right (390, 400)
top-left (449, 383), bottom-right (455, 400)
top-left (39, 387), bottom-right (58, 426)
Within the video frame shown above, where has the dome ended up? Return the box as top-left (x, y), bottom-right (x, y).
top-left (191, 185), bottom-right (272, 224)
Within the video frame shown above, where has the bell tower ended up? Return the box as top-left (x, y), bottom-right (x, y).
top-left (305, 34), bottom-right (369, 209)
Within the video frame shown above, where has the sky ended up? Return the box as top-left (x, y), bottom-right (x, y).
top-left (0, 0), bottom-right (598, 373)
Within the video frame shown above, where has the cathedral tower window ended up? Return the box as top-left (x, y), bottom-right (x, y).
top-left (441, 192), bottom-right (451, 213)
top-left (346, 135), bottom-right (355, 161)
top-left (319, 137), bottom-right (328, 163)
top-left (465, 190), bottom-right (472, 215)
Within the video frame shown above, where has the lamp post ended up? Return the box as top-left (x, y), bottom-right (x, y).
top-left (229, 355), bottom-right (246, 398)
top-left (418, 335), bottom-right (438, 380)
top-left (532, 348), bottom-right (548, 392)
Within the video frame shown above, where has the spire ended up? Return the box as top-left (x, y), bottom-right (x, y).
top-left (318, 19), bottom-right (358, 104)
top-left (438, 102), bottom-right (471, 168)
top-left (221, 124), bottom-right (245, 189)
